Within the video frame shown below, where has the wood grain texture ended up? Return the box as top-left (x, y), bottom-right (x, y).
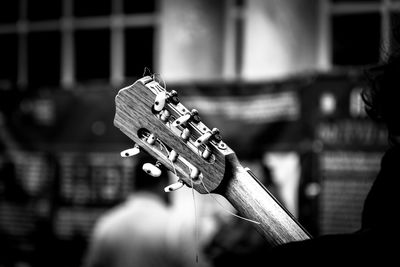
top-left (114, 77), bottom-right (312, 245)
top-left (219, 154), bottom-right (311, 245)
top-left (114, 78), bottom-right (232, 193)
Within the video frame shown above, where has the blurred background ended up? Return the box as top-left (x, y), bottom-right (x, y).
top-left (0, 0), bottom-right (395, 266)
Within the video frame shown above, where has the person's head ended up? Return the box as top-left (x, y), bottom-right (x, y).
top-left (362, 51), bottom-right (400, 144)
top-left (132, 152), bottom-right (170, 203)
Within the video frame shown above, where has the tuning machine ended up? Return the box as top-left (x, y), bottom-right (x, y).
top-left (160, 109), bottom-right (171, 122)
top-left (195, 128), bottom-right (221, 147)
top-left (152, 90), bottom-right (180, 113)
top-left (168, 150), bottom-right (179, 162)
top-left (120, 144), bottom-right (140, 157)
top-left (153, 91), bottom-right (167, 112)
top-left (171, 109), bottom-right (202, 138)
top-left (142, 161), bottom-right (163, 177)
top-left (202, 146), bottom-right (212, 160)
top-left (164, 180), bottom-right (184, 192)
top-left (172, 113), bottom-right (191, 128)
top-left (168, 90), bottom-right (179, 104)
top-left (147, 133), bottom-right (156, 145)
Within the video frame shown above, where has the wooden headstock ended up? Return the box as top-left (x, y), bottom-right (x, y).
top-left (114, 76), bottom-right (312, 243)
top-left (114, 76), bottom-right (236, 193)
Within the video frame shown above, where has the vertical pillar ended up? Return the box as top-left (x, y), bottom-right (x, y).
top-left (61, 0), bottom-right (74, 89)
top-left (242, 0), bottom-right (320, 81)
top-left (111, 0), bottom-right (124, 87)
top-left (158, 0), bottom-right (225, 82)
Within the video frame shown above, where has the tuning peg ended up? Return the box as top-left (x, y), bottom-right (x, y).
top-left (202, 146), bottom-right (212, 159)
top-left (195, 128), bottom-right (220, 147)
top-left (171, 109), bottom-right (201, 130)
top-left (190, 109), bottom-right (201, 123)
top-left (181, 128), bottom-right (191, 141)
top-left (164, 180), bottom-right (184, 192)
top-left (142, 161), bottom-right (162, 177)
top-left (195, 132), bottom-right (212, 148)
top-left (172, 113), bottom-right (191, 128)
top-left (153, 91), bottom-right (167, 112)
top-left (120, 144), bottom-right (140, 157)
top-left (168, 150), bottom-right (178, 162)
top-left (168, 90), bottom-right (180, 104)
top-left (160, 109), bottom-right (170, 122)
top-left (190, 167), bottom-right (201, 180)
top-left (147, 133), bottom-right (156, 145)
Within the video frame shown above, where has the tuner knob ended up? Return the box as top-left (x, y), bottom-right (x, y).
top-left (147, 133), bottom-right (156, 145)
top-left (202, 146), bottom-right (211, 159)
top-left (120, 144), bottom-right (140, 157)
top-left (212, 128), bottom-right (222, 142)
top-left (181, 128), bottom-right (191, 141)
top-left (168, 90), bottom-right (180, 104)
top-left (190, 109), bottom-right (201, 123)
top-left (153, 91), bottom-right (167, 112)
top-left (168, 150), bottom-right (178, 162)
top-left (164, 180), bottom-right (184, 192)
top-left (142, 162), bottom-right (162, 177)
top-left (195, 132), bottom-right (212, 147)
top-left (160, 109), bottom-right (170, 122)
top-left (172, 114), bottom-right (191, 128)
top-left (195, 128), bottom-right (220, 147)
top-left (190, 167), bottom-right (201, 180)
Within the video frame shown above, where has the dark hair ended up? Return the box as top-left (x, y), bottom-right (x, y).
top-left (362, 50), bottom-right (400, 136)
top-left (132, 152), bottom-right (168, 191)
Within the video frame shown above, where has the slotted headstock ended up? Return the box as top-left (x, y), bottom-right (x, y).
top-left (114, 76), bottom-right (235, 193)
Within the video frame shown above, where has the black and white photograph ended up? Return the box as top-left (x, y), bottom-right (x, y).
top-left (0, 1), bottom-right (398, 266)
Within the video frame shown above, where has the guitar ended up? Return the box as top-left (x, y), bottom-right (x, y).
top-left (113, 75), bottom-right (311, 246)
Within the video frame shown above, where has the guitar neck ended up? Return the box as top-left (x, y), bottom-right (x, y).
top-left (217, 154), bottom-right (311, 246)
top-left (113, 77), bottom-right (311, 246)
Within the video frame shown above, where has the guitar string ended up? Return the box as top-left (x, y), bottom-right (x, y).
top-left (158, 140), bottom-right (200, 263)
top-left (151, 119), bottom-right (259, 225)
top-left (150, 68), bottom-right (260, 257)
top-left (194, 146), bottom-right (260, 225)
top-left (190, 175), bottom-right (200, 263)
top-left (153, 73), bottom-right (167, 91)
top-left (142, 66), bottom-right (152, 78)
top-left (142, 67), bottom-right (167, 91)
top-left (137, 133), bottom-right (200, 261)
top-left (198, 178), bottom-right (260, 224)
top-left (158, 139), bottom-right (260, 261)
top-left (159, 137), bottom-right (260, 228)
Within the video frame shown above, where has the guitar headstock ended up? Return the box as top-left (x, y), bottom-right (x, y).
top-left (114, 76), bottom-right (235, 194)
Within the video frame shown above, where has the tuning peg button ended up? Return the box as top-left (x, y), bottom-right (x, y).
top-left (172, 114), bottom-right (191, 128)
top-left (190, 109), bottom-right (201, 123)
top-left (120, 144), bottom-right (140, 157)
top-left (181, 128), bottom-right (191, 141)
top-left (195, 128), bottom-right (220, 147)
top-left (168, 90), bottom-right (180, 104)
top-left (164, 180), bottom-right (184, 192)
top-left (202, 146), bottom-right (211, 159)
top-left (142, 162), bottom-right (162, 177)
top-left (160, 109), bottom-right (170, 122)
top-left (168, 150), bottom-right (178, 162)
top-left (190, 167), bottom-right (201, 180)
top-left (154, 91), bottom-right (167, 112)
top-left (195, 132), bottom-right (212, 147)
top-left (147, 133), bottom-right (156, 145)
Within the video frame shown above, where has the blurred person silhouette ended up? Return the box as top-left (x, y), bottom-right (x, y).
top-left (204, 47), bottom-right (400, 266)
top-left (83, 152), bottom-right (182, 267)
